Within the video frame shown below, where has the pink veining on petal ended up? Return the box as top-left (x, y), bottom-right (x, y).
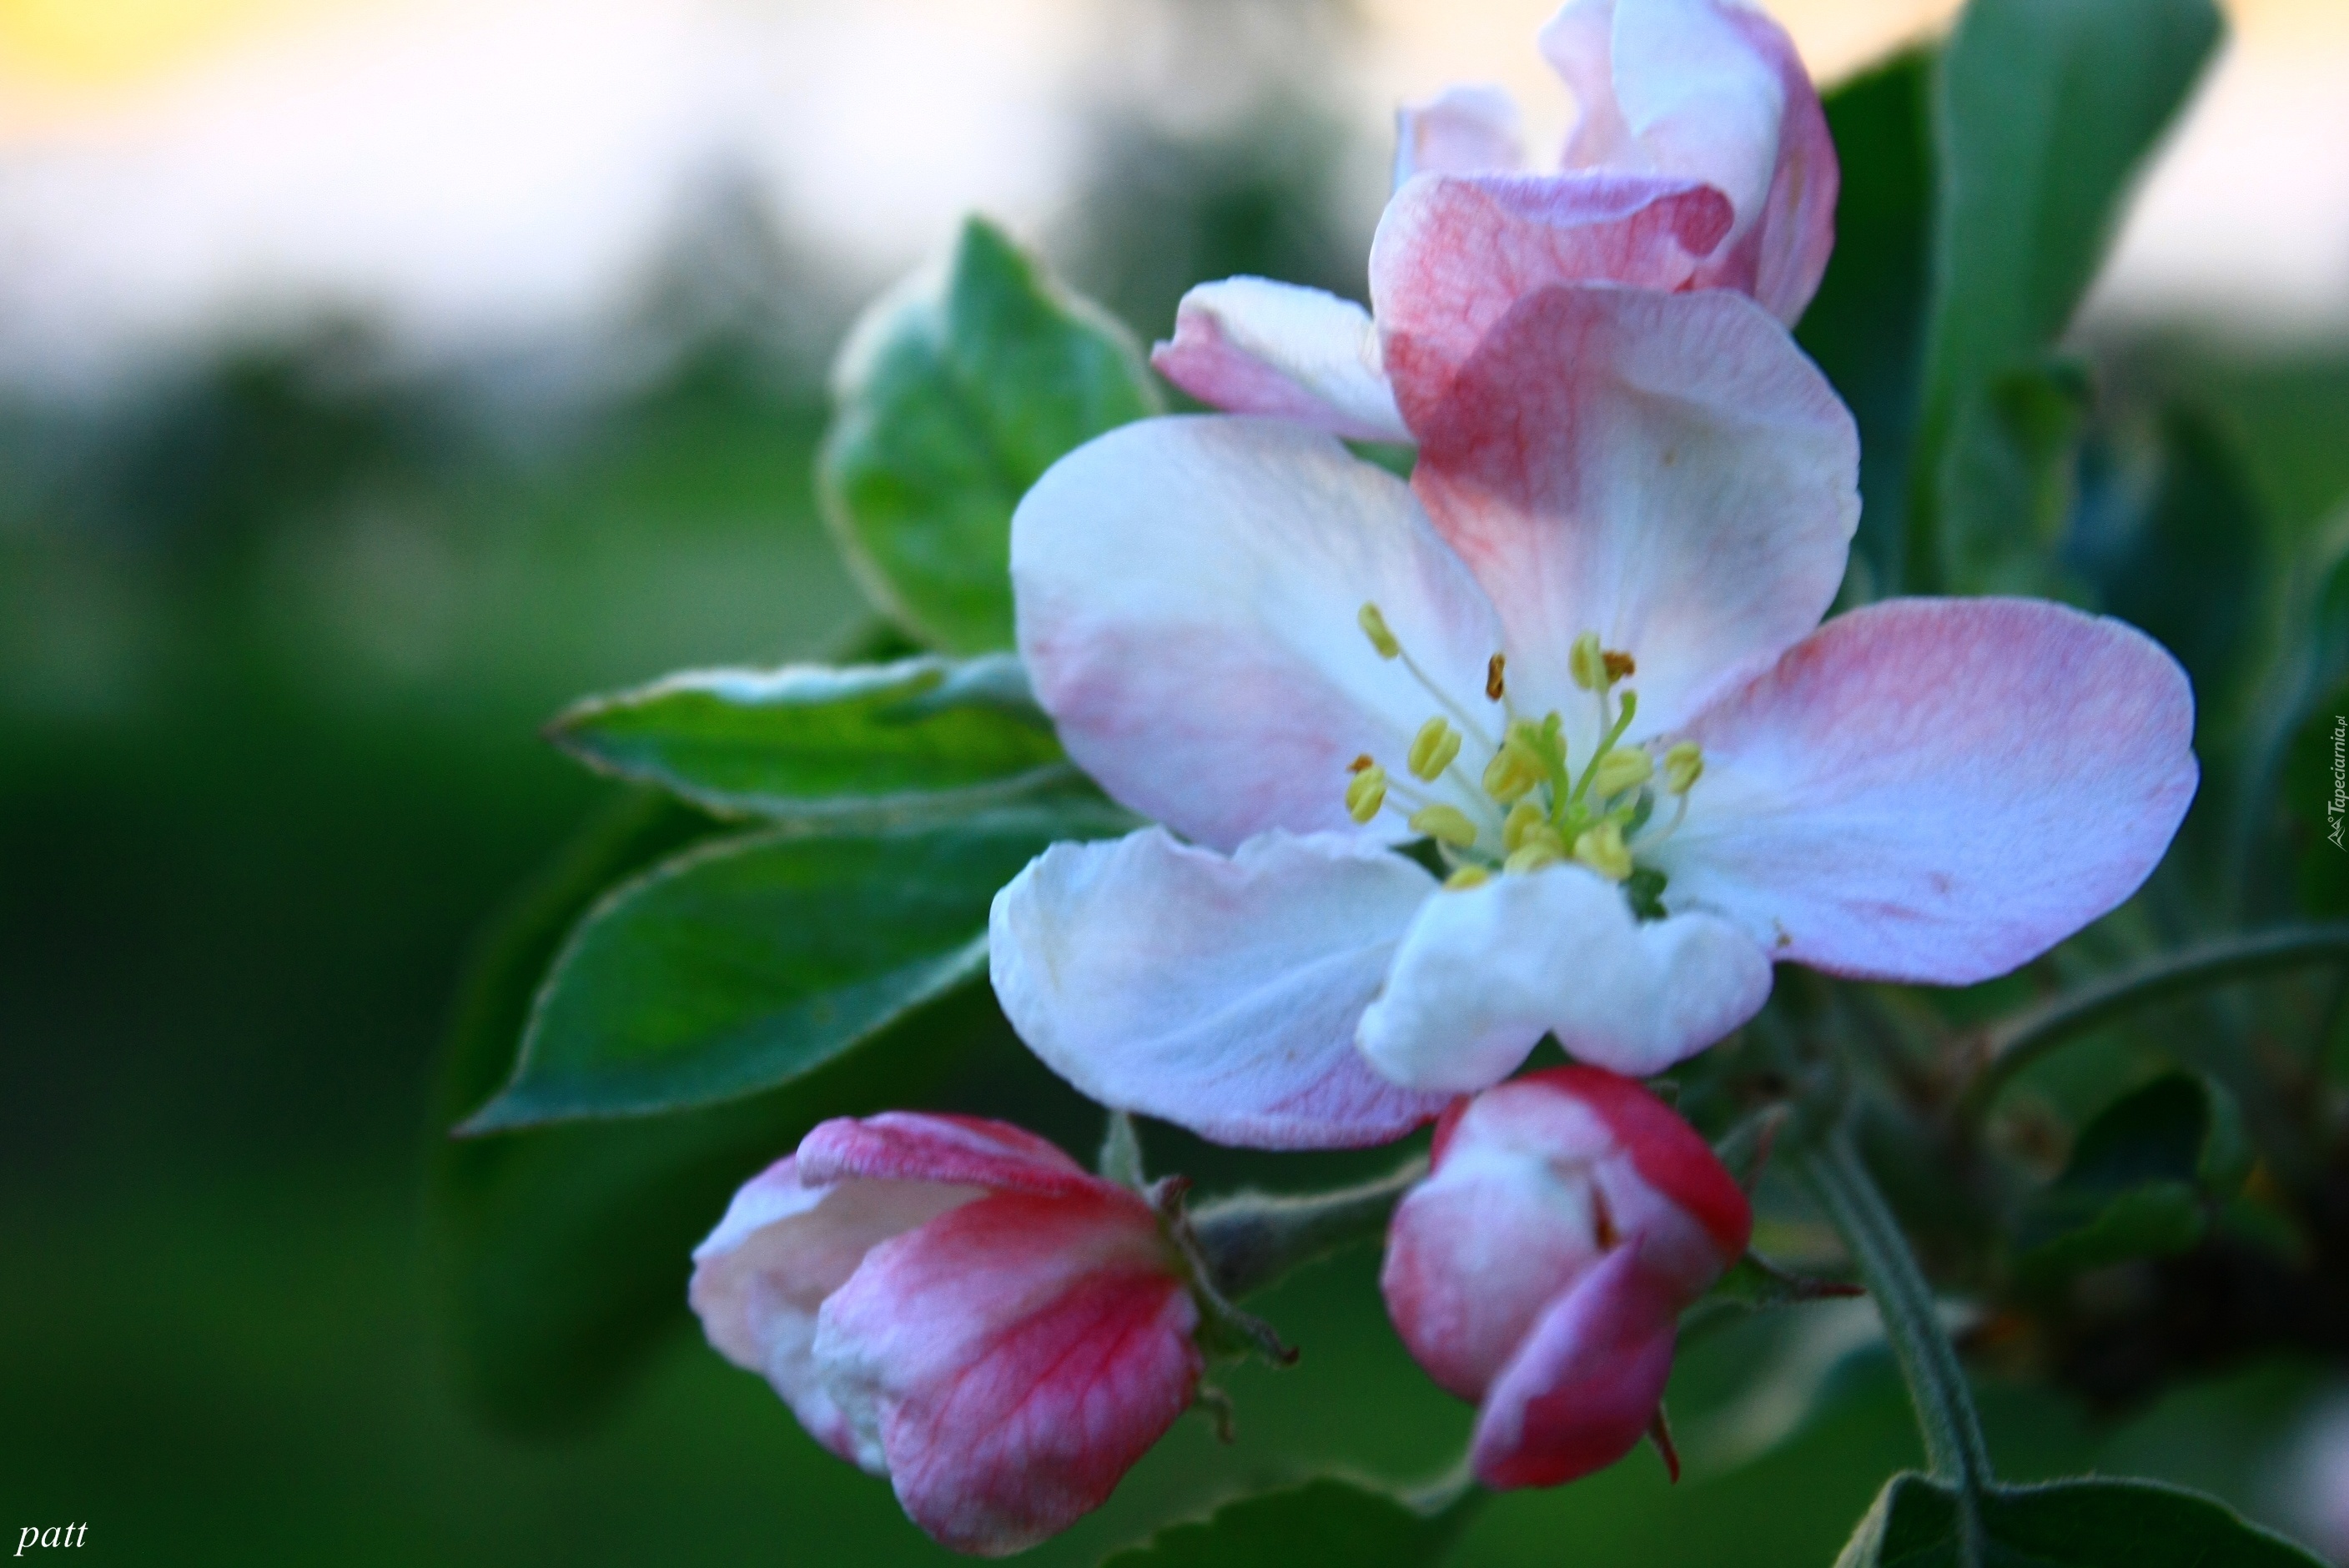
top-left (1661, 597), bottom-right (2199, 986)
top-left (1370, 172), bottom-right (1731, 419)
top-left (1406, 283), bottom-right (1858, 736)
top-left (1471, 1245), bottom-right (1683, 1490)
top-left (1698, 3), bottom-right (1838, 322)
top-left (795, 1111), bottom-right (1121, 1207)
top-left (818, 1189), bottom-right (1200, 1555)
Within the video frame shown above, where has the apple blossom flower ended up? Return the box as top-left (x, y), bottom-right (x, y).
top-left (1151, 0), bottom-right (1836, 445)
top-left (1381, 1067), bottom-right (1750, 1488)
top-left (689, 1112), bottom-right (1202, 1555)
top-left (988, 283), bottom-right (2197, 1149)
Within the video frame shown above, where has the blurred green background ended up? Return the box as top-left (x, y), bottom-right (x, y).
top-left (8, 0), bottom-right (2349, 1561)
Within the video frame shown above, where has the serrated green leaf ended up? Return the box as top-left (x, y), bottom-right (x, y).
top-left (2015, 1073), bottom-right (2244, 1276)
top-left (1101, 1475), bottom-right (1481, 1568)
top-left (546, 653), bottom-right (1074, 822)
top-left (819, 216), bottom-right (1161, 652)
top-left (461, 800), bottom-right (1133, 1131)
top-left (1836, 1472), bottom-right (2327, 1567)
top-left (1908, 0), bottom-right (2221, 594)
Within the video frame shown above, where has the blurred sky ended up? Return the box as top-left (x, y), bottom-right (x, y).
top-left (0, 0), bottom-right (2341, 394)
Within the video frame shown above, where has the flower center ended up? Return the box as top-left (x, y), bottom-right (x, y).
top-left (1344, 603), bottom-right (1703, 913)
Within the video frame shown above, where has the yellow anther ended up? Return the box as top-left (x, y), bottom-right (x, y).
top-left (1358, 602), bottom-right (1401, 660)
top-left (1602, 650), bottom-right (1637, 683)
top-left (1408, 804), bottom-right (1479, 849)
top-left (1485, 653), bottom-right (1506, 701)
top-left (1444, 865), bottom-right (1491, 892)
top-left (1345, 764), bottom-right (1388, 824)
top-left (1481, 736), bottom-right (1544, 803)
top-left (1591, 746), bottom-right (1653, 800)
top-left (1501, 799), bottom-right (1547, 853)
top-left (1347, 753), bottom-right (1374, 774)
top-left (1569, 631), bottom-right (1606, 691)
top-left (1663, 741), bottom-right (1704, 795)
top-left (1572, 821), bottom-right (1633, 882)
top-left (1407, 717), bottom-right (1461, 781)
top-left (1504, 838), bottom-right (1565, 874)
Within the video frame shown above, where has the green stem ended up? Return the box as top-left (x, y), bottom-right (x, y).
top-left (1793, 1131), bottom-right (1993, 1509)
top-left (1962, 923), bottom-right (2349, 1121)
top-left (1188, 1158), bottom-right (1428, 1301)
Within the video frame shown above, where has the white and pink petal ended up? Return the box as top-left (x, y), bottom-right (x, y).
top-left (1012, 415), bottom-right (1503, 850)
top-left (1356, 860), bottom-right (1772, 1091)
top-left (1657, 596), bottom-right (2199, 986)
top-left (1394, 83), bottom-right (1527, 184)
top-left (1407, 284), bottom-right (1859, 740)
top-left (1151, 279), bottom-right (1411, 444)
top-left (989, 828), bottom-right (1452, 1149)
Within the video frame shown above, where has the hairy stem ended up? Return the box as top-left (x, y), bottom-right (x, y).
top-left (1188, 1157), bottom-right (1429, 1301)
top-left (1793, 1128), bottom-right (1992, 1561)
top-left (1962, 923), bottom-right (2349, 1121)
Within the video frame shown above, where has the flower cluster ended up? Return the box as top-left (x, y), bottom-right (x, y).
top-left (692, 0), bottom-right (2197, 1552)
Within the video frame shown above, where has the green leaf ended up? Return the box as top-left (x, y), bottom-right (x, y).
top-left (818, 216), bottom-right (1162, 652)
top-left (1908, 0), bottom-right (2221, 594)
top-left (462, 801), bottom-right (1133, 1131)
top-left (1101, 1476), bottom-right (1482, 1568)
top-left (2015, 1073), bottom-right (2246, 1276)
top-left (1796, 47), bottom-right (1935, 601)
top-left (1939, 359), bottom-right (2094, 598)
top-left (546, 653), bottom-right (1074, 822)
top-left (1836, 1472), bottom-right (2327, 1567)
top-left (424, 789), bottom-right (1060, 1432)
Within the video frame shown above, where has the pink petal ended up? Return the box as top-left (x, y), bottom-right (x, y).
top-left (1369, 172), bottom-right (1731, 413)
top-left (1011, 416), bottom-right (1504, 852)
top-left (1525, 1067), bottom-right (1753, 1274)
top-left (796, 1112), bottom-right (1116, 1207)
top-left (1471, 1245), bottom-right (1682, 1490)
top-left (990, 828), bottom-right (1452, 1149)
top-left (1395, 83), bottom-right (1527, 184)
top-left (688, 1156), bottom-right (982, 1465)
top-left (1151, 279), bottom-right (1411, 444)
top-left (1408, 284), bottom-right (1858, 736)
top-left (1661, 597), bottom-right (2200, 985)
top-left (1356, 861), bottom-right (1772, 1090)
top-left (1541, 0), bottom-right (1835, 322)
top-left (815, 1191), bottom-right (1201, 1555)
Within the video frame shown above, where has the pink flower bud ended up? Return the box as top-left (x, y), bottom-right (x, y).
top-left (1381, 1067), bottom-right (1749, 1489)
top-left (690, 1113), bottom-right (1201, 1555)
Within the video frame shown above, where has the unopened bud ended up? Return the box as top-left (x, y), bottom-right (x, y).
top-left (1408, 804), bottom-right (1480, 849)
top-left (1444, 865), bottom-right (1491, 892)
top-left (1591, 746), bottom-right (1653, 800)
top-left (1408, 717), bottom-right (1461, 781)
top-left (1358, 602), bottom-right (1401, 660)
top-left (1662, 741), bottom-right (1704, 795)
top-left (1345, 764), bottom-right (1388, 824)
top-left (1572, 821), bottom-right (1632, 882)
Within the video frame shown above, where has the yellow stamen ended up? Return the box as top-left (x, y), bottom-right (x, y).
top-left (1662, 741), bottom-right (1704, 795)
top-left (1444, 865), bottom-right (1491, 892)
top-left (1501, 799), bottom-right (1547, 853)
top-left (1481, 733), bottom-right (1545, 803)
top-left (1591, 746), bottom-right (1653, 800)
top-left (1602, 650), bottom-right (1637, 683)
top-left (1347, 753), bottom-right (1374, 774)
top-left (1569, 631), bottom-right (1606, 692)
top-left (1505, 839), bottom-right (1564, 874)
top-left (1358, 602), bottom-right (1401, 660)
top-left (1572, 822), bottom-right (1633, 882)
top-left (1408, 804), bottom-right (1479, 849)
top-left (1485, 653), bottom-right (1506, 701)
top-left (1345, 764), bottom-right (1388, 824)
top-left (1407, 717), bottom-right (1461, 782)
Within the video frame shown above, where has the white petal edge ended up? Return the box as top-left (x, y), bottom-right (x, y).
top-left (1151, 279), bottom-right (1410, 443)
